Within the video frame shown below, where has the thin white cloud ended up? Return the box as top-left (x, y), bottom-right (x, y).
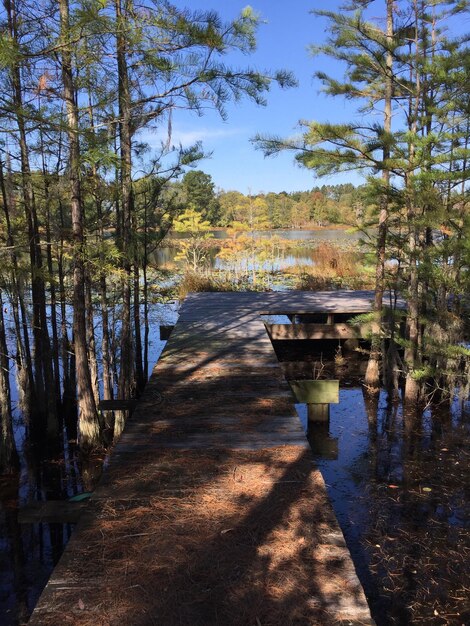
top-left (140, 125), bottom-right (244, 149)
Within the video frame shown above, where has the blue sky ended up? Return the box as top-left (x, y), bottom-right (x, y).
top-left (143, 1), bottom-right (366, 194)
top-left (141, 1), bottom-right (469, 194)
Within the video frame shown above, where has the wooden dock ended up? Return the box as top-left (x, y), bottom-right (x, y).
top-left (29, 291), bottom-right (377, 626)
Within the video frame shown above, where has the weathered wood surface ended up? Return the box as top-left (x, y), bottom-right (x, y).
top-left (29, 291), bottom-right (375, 626)
top-left (18, 501), bottom-right (88, 524)
top-left (289, 379), bottom-right (340, 404)
top-left (267, 322), bottom-right (364, 340)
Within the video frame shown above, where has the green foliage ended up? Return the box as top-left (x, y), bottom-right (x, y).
top-left (173, 208), bottom-right (212, 234)
top-left (181, 170), bottom-right (220, 225)
top-left (0, 34), bottom-right (19, 68)
top-left (215, 184), bottom-right (368, 228)
top-left (253, 0), bottom-right (470, 399)
top-left (173, 209), bottom-right (214, 271)
top-left (411, 365), bottom-right (435, 382)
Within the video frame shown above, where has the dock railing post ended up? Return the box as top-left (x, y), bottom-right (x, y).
top-left (289, 379), bottom-right (340, 428)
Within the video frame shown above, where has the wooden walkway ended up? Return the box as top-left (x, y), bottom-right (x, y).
top-left (29, 291), bottom-right (376, 626)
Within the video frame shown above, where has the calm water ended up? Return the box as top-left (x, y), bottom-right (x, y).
top-left (0, 302), bottom-right (179, 626)
top-left (297, 389), bottom-right (469, 625)
top-left (169, 228), bottom-right (360, 241)
top-left (155, 228), bottom-right (361, 271)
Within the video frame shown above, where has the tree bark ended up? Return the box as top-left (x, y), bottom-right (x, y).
top-left (133, 262), bottom-right (145, 394)
top-left (57, 199), bottom-right (75, 419)
top-left (4, 0), bottom-right (58, 433)
top-left (42, 170), bottom-right (62, 407)
top-left (85, 276), bottom-right (100, 407)
top-left (404, 2), bottom-right (423, 407)
top-left (59, 0), bottom-right (102, 449)
top-left (115, 0), bottom-right (135, 437)
top-left (365, 0), bottom-right (393, 390)
top-left (0, 290), bottom-right (18, 472)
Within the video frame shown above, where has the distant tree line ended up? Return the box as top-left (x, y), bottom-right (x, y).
top-left (175, 171), bottom-right (371, 228)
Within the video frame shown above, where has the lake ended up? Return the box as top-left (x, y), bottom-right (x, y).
top-left (154, 228), bottom-right (362, 271)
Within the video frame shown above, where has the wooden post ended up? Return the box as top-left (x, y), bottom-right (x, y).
top-left (307, 402), bottom-right (330, 423)
top-left (160, 325), bottom-right (174, 340)
top-left (289, 379), bottom-right (339, 429)
top-left (289, 379), bottom-right (339, 404)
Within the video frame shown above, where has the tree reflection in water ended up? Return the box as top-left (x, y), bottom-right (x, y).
top-left (0, 442), bottom-right (88, 625)
top-left (302, 389), bottom-right (469, 626)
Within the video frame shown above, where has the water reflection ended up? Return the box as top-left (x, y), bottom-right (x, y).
top-left (166, 227), bottom-right (360, 242)
top-left (298, 389), bottom-right (470, 625)
top-left (154, 228), bottom-right (360, 271)
top-left (0, 454), bottom-right (74, 625)
top-left (0, 302), bottom-right (180, 626)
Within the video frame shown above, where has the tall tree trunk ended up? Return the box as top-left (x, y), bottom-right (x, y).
top-left (99, 274), bottom-right (114, 435)
top-left (57, 199), bottom-right (74, 416)
top-left (0, 290), bottom-right (18, 472)
top-left (115, 0), bottom-right (135, 437)
top-left (130, 177), bottom-right (145, 393)
top-left (4, 0), bottom-right (57, 433)
top-left (59, 0), bottom-right (102, 449)
top-left (94, 176), bottom-right (113, 408)
top-left (85, 276), bottom-right (100, 407)
top-left (99, 275), bottom-right (113, 402)
top-left (65, 332), bottom-right (78, 442)
top-left (404, 3), bottom-right (423, 407)
top-left (365, 0), bottom-right (393, 390)
top-left (404, 204), bottom-right (421, 405)
top-left (0, 156), bottom-right (34, 416)
top-left (85, 82), bottom-right (114, 426)
top-left (43, 172), bottom-right (62, 407)
top-left (133, 259), bottom-right (145, 394)
top-left (142, 206), bottom-right (149, 383)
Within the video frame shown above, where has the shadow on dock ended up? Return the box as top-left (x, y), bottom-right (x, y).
top-left (29, 291), bottom-right (377, 625)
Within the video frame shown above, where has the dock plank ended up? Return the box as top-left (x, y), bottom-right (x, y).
top-left (28, 291), bottom-right (376, 626)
